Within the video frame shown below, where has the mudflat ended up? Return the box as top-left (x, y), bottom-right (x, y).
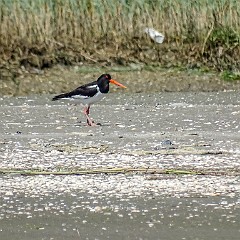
top-left (2, 66), bottom-right (240, 96)
top-left (0, 92), bottom-right (240, 240)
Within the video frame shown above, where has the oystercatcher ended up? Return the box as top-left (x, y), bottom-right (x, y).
top-left (52, 74), bottom-right (126, 126)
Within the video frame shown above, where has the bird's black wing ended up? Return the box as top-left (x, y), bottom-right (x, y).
top-left (52, 81), bottom-right (98, 101)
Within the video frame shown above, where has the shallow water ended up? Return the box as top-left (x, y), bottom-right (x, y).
top-left (0, 92), bottom-right (240, 239)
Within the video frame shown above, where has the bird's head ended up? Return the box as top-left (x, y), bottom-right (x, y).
top-left (98, 74), bottom-right (127, 89)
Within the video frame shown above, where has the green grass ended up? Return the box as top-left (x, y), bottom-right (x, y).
top-left (0, 0), bottom-right (240, 71)
top-left (221, 70), bottom-right (240, 81)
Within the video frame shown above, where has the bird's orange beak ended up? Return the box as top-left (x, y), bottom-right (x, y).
top-left (110, 79), bottom-right (127, 88)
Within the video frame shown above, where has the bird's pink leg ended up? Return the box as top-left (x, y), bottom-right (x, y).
top-left (83, 106), bottom-right (95, 126)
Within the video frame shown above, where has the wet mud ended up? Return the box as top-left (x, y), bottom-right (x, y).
top-left (0, 92), bottom-right (240, 239)
top-left (1, 65), bottom-right (240, 96)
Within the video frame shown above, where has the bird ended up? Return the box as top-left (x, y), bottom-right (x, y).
top-left (52, 74), bottom-right (127, 126)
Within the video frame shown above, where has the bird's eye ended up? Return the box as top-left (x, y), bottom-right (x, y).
top-left (105, 75), bottom-right (109, 79)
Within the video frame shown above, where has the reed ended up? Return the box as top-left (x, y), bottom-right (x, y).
top-left (0, 167), bottom-right (237, 176)
top-left (0, 0), bottom-right (240, 70)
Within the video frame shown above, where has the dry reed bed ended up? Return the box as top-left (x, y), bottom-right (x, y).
top-left (0, 0), bottom-right (240, 71)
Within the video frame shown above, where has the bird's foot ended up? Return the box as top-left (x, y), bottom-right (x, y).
top-left (87, 118), bottom-right (96, 126)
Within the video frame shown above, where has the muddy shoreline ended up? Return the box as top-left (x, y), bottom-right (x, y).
top-left (1, 65), bottom-right (240, 96)
top-left (0, 93), bottom-right (240, 239)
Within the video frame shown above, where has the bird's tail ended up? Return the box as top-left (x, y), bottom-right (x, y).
top-left (52, 93), bottom-right (68, 101)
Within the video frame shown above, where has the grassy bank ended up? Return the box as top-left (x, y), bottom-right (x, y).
top-left (0, 0), bottom-right (240, 80)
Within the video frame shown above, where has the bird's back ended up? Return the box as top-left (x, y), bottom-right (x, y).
top-left (52, 81), bottom-right (98, 101)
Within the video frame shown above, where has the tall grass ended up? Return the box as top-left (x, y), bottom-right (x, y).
top-left (0, 0), bottom-right (240, 70)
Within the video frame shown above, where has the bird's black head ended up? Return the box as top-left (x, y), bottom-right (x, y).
top-left (97, 74), bottom-right (111, 93)
top-left (97, 73), bottom-right (127, 94)
top-left (97, 74), bottom-right (111, 82)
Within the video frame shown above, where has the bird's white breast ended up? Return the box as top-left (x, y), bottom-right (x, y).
top-left (82, 90), bottom-right (105, 105)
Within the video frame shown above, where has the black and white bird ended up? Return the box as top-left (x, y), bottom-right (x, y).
top-left (52, 74), bottom-right (127, 126)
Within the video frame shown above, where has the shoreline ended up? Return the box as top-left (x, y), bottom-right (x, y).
top-left (1, 65), bottom-right (240, 96)
top-left (0, 92), bottom-right (239, 239)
